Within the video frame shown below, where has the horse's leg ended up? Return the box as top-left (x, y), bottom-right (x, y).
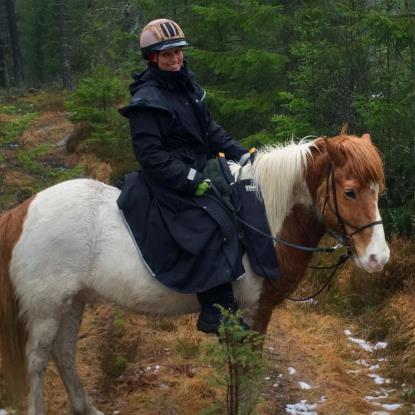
top-left (52, 296), bottom-right (104, 415)
top-left (26, 315), bottom-right (61, 415)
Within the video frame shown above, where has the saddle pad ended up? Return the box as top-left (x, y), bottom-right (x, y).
top-left (234, 179), bottom-right (282, 280)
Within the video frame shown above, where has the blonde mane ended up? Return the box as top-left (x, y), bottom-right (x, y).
top-left (252, 140), bottom-right (317, 236)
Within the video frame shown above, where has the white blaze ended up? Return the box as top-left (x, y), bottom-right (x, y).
top-left (355, 185), bottom-right (390, 272)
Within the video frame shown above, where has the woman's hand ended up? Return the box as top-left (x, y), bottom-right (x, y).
top-left (194, 180), bottom-right (211, 197)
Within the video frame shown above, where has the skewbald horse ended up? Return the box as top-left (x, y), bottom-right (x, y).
top-left (0, 133), bottom-right (389, 415)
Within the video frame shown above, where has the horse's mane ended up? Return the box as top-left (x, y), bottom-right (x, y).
top-left (330, 134), bottom-right (385, 192)
top-left (252, 139), bottom-right (316, 235)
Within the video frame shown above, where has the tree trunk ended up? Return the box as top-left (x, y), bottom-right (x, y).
top-left (56, 0), bottom-right (72, 89)
top-left (4, 0), bottom-right (24, 84)
top-left (0, 40), bottom-right (6, 87)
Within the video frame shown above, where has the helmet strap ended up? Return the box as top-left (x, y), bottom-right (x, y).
top-left (148, 52), bottom-right (158, 64)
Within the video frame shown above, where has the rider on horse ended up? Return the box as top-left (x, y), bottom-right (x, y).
top-left (119, 18), bottom-right (250, 335)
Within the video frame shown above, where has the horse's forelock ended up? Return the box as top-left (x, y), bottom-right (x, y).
top-left (337, 136), bottom-right (385, 192)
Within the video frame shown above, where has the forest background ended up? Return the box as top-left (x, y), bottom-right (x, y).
top-left (1, 0), bottom-right (414, 237)
top-left (1, 1), bottom-right (415, 413)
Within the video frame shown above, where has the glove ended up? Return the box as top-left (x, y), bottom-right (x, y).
top-left (238, 148), bottom-right (256, 166)
top-left (194, 180), bottom-right (210, 197)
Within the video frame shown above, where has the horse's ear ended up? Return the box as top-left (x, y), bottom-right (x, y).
top-left (323, 136), bottom-right (346, 167)
top-left (361, 133), bottom-right (372, 143)
top-left (340, 123), bottom-right (349, 135)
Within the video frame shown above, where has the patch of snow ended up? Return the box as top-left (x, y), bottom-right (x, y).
top-left (345, 332), bottom-right (388, 353)
top-left (347, 336), bottom-right (375, 352)
top-left (286, 400), bottom-right (318, 415)
top-left (288, 367), bottom-right (297, 375)
top-left (381, 403), bottom-right (402, 410)
top-left (346, 369), bottom-right (361, 375)
top-left (364, 395), bottom-right (389, 401)
top-left (355, 359), bottom-right (370, 366)
top-left (0, 410), bottom-right (8, 415)
top-left (368, 374), bottom-right (385, 384)
top-left (371, 412), bottom-right (389, 415)
top-left (374, 342), bottom-right (388, 350)
top-left (299, 381), bottom-right (312, 390)
top-left (380, 388), bottom-right (396, 395)
top-left (368, 374), bottom-right (391, 385)
top-left (369, 364), bottom-right (380, 371)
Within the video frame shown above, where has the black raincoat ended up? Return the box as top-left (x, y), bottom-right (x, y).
top-left (117, 64), bottom-right (248, 293)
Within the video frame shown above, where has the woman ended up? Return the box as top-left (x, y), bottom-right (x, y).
top-left (119, 18), bottom-right (249, 335)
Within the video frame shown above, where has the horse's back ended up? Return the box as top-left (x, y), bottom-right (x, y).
top-left (10, 179), bottom-right (121, 307)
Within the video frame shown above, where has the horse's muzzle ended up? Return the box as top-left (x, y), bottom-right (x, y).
top-left (355, 248), bottom-right (390, 273)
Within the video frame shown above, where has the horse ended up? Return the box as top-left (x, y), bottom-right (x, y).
top-left (0, 132), bottom-right (389, 415)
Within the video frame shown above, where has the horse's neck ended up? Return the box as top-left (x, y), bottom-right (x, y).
top-left (252, 151), bottom-right (314, 235)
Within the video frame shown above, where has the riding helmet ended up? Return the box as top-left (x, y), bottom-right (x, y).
top-left (140, 18), bottom-right (188, 60)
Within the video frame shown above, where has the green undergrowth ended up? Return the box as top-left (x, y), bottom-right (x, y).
top-left (15, 143), bottom-right (85, 184)
top-left (98, 308), bottom-right (139, 396)
top-left (0, 111), bottom-right (38, 144)
top-left (202, 309), bottom-right (266, 415)
top-left (64, 67), bottom-right (136, 180)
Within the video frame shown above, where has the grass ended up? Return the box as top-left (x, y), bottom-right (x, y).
top-left (0, 112), bottom-right (38, 144)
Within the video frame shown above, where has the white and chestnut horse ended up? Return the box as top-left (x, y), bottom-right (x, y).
top-left (0, 133), bottom-right (389, 415)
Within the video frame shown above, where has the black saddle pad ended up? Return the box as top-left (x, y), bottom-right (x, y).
top-left (234, 179), bottom-right (282, 280)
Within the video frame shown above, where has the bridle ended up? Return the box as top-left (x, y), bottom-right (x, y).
top-left (322, 162), bottom-right (383, 252)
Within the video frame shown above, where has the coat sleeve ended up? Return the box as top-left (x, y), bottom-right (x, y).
top-left (129, 108), bottom-right (203, 195)
top-left (205, 108), bottom-right (247, 162)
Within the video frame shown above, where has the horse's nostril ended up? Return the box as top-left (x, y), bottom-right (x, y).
top-left (369, 254), bottom-right (379, 265)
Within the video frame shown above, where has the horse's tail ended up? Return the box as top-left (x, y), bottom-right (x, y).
top-left (0, 197), bottom-right (33, 403)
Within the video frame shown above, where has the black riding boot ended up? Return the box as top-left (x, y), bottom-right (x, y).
top-left (196, 282), bottom-right (250, 335)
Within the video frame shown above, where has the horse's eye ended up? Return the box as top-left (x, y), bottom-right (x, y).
top-left (344, 190), bottom-right (356, 199)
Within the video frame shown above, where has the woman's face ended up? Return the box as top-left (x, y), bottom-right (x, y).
top-left (157, 47), bottom-right (184, 71)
